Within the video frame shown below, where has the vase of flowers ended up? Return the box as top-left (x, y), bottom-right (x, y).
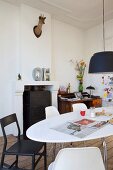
top-left (70, 59), bottom-right (86, 92)
top-left (78, 80), bottom-right (83, 92)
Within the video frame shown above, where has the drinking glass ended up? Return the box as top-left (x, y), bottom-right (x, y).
top-left (90, 107), bottom-right (95, 118)
top-left (80, 110), bottom-right (86, 117)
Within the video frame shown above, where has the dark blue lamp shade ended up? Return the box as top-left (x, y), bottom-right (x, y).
top-left (89, 51), bottom-right (113, 73)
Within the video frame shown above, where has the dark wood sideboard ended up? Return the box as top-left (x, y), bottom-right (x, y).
top-left (58, 93), bottom-right (102, 114)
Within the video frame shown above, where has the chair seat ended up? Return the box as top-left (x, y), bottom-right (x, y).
top-left (6, 140), bottom-right (45, 156)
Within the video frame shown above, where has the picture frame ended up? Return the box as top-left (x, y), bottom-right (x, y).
top-left (43, 68), bottom-right (50, 81)
top-left (74, 92), bottom-right (83, 99)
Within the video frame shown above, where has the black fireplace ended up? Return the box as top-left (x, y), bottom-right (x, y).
top-left (23, 85), bottom-right (51, 138)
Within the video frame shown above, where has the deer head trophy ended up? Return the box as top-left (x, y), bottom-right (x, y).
top-left (33, 15), bottom-right (46, 38)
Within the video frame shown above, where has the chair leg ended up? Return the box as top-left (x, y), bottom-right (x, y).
top-left (101, 137), bottom-right (108, 170)
top-left (1, 153), bottom-right (5, 168)
top-left (32, 155), bottom-right (35, 170)
top-left (15, 155), bottom-right (19, 167)
top-left (44, 143), bottom-right (47, 170)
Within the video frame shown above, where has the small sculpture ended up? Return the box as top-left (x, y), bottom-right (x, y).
top-left (18, 73), bottom-right (22, 80)
top-left (33, 15), bottom-right (46, 38)
top-left (67, 83), bottom-right (71, 93)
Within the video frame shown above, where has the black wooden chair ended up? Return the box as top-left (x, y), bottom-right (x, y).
top-left (0, 113), bottom-right (47, 170)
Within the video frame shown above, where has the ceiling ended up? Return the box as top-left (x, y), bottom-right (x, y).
top-left (2, 0), bottom-right (113, 29)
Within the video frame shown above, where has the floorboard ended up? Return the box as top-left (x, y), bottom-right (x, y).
top-left (0, 135), bottom-right (113, 169)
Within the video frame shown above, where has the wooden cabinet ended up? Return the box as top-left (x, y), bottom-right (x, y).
top-left (90, 98), bottom-right (102, 107)
top-left (58, 93), bottom-right (102, 114)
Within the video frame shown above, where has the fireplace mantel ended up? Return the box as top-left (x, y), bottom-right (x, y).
top-left (15, 80), bottom-right (59, 93)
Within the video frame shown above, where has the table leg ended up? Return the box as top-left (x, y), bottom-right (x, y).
top-left (83, 141), bottom-right (86, 147)
top-left (52, 143), bottom-right (64, 161)
top-left (52, 143), bottom-right (56, 160)
top-left (101, 137), bottom-right (107, 170)
top-left (61, 143), bottom-right (64, 149)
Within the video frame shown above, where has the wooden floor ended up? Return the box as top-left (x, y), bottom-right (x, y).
top-left (0, 135), bottom-right (113, 170)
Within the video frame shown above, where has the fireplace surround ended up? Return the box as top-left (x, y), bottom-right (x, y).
top-left (14, 81), bottom-right (59, 134)
top-left (23, 86), bottom-right (51, 138)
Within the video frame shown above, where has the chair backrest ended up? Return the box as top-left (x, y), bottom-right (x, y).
top-left (0, 113), bottom-right (20, 144)
top-left (45, 106), bottom-right (59, 119)
top-left (72, 103), bottom-right (87, 112)
top-left (52, 147), bottom-right (105, 170)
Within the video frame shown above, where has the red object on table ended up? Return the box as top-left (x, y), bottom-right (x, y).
top-left (80, 110), bottom-right (86, 116)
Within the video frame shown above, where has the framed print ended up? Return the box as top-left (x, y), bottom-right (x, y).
top-left (74, 92), bottom-right (83, 99)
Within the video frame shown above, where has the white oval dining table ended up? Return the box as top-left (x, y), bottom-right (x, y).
top-left (27, 107), bottom-right (113, 143)
top-left (26, 106), bottom-right (113, 170)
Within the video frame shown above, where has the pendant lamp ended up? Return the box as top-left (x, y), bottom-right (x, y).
top-left (89, 0), bottom-right (113, 73)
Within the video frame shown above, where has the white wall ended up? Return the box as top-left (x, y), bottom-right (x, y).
top-left (84, 20), bottom-right (113, 97)
top-left (0, 1), bottom-right (52, 135)
top-left (0, 1), bottom-right (19, 135)
top-left (0, 1), bottom-right (84, 136)
top-left (52, 19), bottom-right (84, 92)
top-left (20, 4), bottom-right (52, 82)
top-left (1, 0), bottom-right (113, 136)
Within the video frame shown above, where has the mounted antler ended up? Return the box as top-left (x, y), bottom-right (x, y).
top-left (33, 15), bottom-right (46, 38)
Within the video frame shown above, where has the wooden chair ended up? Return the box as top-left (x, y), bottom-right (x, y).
top-left (0, 113), bottom-right (47, 170)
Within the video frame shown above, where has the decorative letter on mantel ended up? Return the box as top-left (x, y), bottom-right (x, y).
top-left (33, 15), bottom-right (46, 38)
